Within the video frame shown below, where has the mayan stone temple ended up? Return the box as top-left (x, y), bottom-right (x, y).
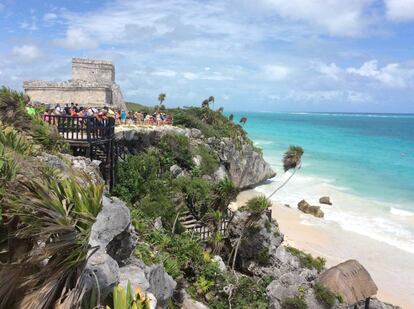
top-left (23, 58), bottom-right (127, 110)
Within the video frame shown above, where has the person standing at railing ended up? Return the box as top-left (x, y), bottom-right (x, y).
top-left (121, 110), bottom-right (126, 125)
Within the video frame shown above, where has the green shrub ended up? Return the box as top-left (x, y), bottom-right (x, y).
top-left (314, 282), bottom-right (342, 308)
top-left (172, 176), bottom-right (213, 219)
top-left (194, 144), bottom-right (219, 175)
top-left (243, 195), bottom-right (272, 214)
top-left (281, 295), bottom-right (308, 309)
top-left (286, 246), bottom-right (326, 272)
top-left (256, 248), bottom-right (271, 266)
top-left (159, 133), bottom-right (193, 169)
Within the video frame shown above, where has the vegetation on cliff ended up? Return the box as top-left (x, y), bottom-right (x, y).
top-left (1, 88), bottom-right (334, 309)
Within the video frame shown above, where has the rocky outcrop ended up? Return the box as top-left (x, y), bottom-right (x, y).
top-left (319, 196), bottom-right (332, 205)
top-left (298, 200), bottom-right (324, 218)
top-left (114, 126), bottom-right (275, 189)
top-left (38, 152), bottom-right (104, 186)
top-left (213, 137), bottom-right (276, 189)
top-left (227, 210), bottom-right (284, 272)
top-left (85, 196), bottom-right (176, 308)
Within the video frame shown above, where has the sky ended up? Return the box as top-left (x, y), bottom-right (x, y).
top-left (1, 0), bottom-right (414, 113)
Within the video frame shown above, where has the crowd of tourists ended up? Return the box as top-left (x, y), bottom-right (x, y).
top-left (42, 103), bottom-right (173, 126)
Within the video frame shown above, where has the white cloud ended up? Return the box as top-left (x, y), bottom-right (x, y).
top-left (151, 69), bottom-right (177, 77)
top-left (257, 0), bottom-right (373, 36)
top-left (11, 44), bottom-right (41, 62)
top-left (317, 62), bottom-right (343, 80)
top-left (182, 71), bottom-right (234, 81)
top-left (55, 28), bottom-right (98, 49)
top-left (20, 20), bottom-right (38, 31)
top-left (347, 60), bottom-right (408, 88)
top-left (385, 0), bottom-right (414, 21)
top-left (43, 12), bottom-right (58, 22)
top-left (263, 65), bottom-right (290, 80)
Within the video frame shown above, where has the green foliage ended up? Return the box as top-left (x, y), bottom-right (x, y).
top-left (314, 282), bottom-right (342, 308)
top-left (170, 107), bottom-right (249, 142)
top-left (283, 145), bottom-right (304, 172)
top-left (286, 246), bottom-right (326, 272)
top-left (193, 144), bottom-right (219, 175)
top-left (110, 281), bottom-right (151, 309)
top-left (0, 87), bottom-right (67, 152)
top-left (0, 86), bottom-right (33, 132)
top-left (159, 133), bottom-right (193, 169)
top-left (229, 276), bottom-right (269, 309)
top-left (31, 118), bottom-right (67, 153)
top-left (0, 169), bottom-right (103, 308)
top-left (281, 295), bottom-right (308, 309)
top-left (0, 126), bottom-right (32, 155)
top-left (256, 248), bottom-right (271, 266)
top-left (173, 176), bottom-right (213, 218)
top-left (244, 195), bottom-right (272, 215)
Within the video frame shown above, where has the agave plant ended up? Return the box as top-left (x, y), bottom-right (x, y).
top-left (0, 168), bottom-right (103, 309)
top-left (0, 125), bottom-right (32, 155)
top-left (109, 282), bottom-right (151, 309)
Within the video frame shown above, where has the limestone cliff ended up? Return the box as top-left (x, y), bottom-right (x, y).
top-left (115, 126), bottom-right (276, 189)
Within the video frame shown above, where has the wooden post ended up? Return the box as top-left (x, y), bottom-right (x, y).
top-left (365, 297), bottom-right (370, 309)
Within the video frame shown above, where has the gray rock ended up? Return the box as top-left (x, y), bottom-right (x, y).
top-left (227, 210), bottom-right (283, 272)
top-left (153, 217), bottom-right (163, 230)
top-left (319, 196), bottom-right (332, 205)
top-left (114, 127), bottom-right (276, 189)
top-left (118, 258), bottom-right (176, 309)
top-left (192, 155), bottom-right (203, 167)
top-left (89, 196), bottom-right (137, 264)
top-left (146, 264), bottom-right (177, 308)
top-left (213, 165), bottom-right (228, 181)
top-left (37, 153), bottom-right (104, 186)
top-left (181, 291), bottom-right (209, 309)
top-left (298, 200), bottom-right (324, 218)
top-left (86, 251), bottom-right (120, 299)
top-left (215, 137), bottom-right (276, 189)
top-left (212, 255), bottom-right (227, 272)
top-left (85, 196), bottom-right (137, 299)
top-left (170, 164), bottom-right (183, 177)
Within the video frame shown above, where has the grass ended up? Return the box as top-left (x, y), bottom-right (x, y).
top-left (286, 246), bottom-right (326, 272)
top-left (314, 282), bottom-right (343, 308)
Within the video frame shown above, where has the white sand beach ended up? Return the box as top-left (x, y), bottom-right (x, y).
top-left (230, 190), bottom-right (414, 309)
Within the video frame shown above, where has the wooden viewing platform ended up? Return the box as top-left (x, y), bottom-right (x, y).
top-left (45, 115), bottom-right (117, 189)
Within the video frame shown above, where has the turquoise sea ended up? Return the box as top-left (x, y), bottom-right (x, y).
top-left (231, 112), bottom-right (414, 253)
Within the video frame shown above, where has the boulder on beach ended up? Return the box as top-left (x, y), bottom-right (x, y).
top-left (319, 196), bottom-right (332, 205)
top-left (298, 200), bottom-right (324, 218)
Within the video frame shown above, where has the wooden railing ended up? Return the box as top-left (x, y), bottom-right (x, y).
top-left (189, 208), bottom-right (273, 242)
top-left (44, 115), bottom-right (115, 142)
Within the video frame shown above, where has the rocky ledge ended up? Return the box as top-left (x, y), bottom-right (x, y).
top-left (114, 126), bottom-right (276, 189)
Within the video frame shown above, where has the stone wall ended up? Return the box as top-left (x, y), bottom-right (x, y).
top-left (24, 82), bottom-right (112, 107)
top-left (23, 58), bottom-right (127, 110)
top-left (72, 58), bottom-right (115, 84)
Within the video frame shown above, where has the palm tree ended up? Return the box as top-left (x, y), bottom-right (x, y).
top-left (229, 195), bottom-right (271, 269)
top-left (208, 96), bottom-right (215, 110)
top-left (158, 93), bottom-right (166, 108)
top-left (267, 145), bottom-right (304, 200)
top-left (217, 107), bottom-right (224, 113)
top-left (201, 99), bottom-right (209, 109)
top-left (239, 117), bottom-right (247, 126)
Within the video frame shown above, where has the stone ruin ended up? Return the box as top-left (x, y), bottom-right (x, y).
top-left (23, 58), bottom-right (127, 110)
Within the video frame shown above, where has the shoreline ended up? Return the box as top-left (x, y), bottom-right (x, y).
top-left (230, 189), bottom-right (413, 309)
